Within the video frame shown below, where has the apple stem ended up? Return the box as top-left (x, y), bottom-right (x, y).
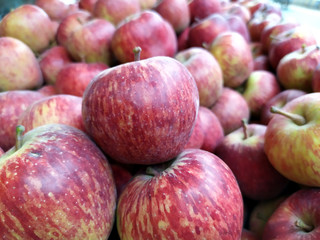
top-left (146, 166), bottom-right (160, 177)
top-left (242, 119), bottom-right (249, 140)
top-left (270, 106), bottom-right (306, 125)
top-left (15, 125), bottom-right (25, 151)
top-left (133, 46), bottom-right (142, 61)
top-left (295, 219), bottom-right (314, 232)
top-left (301, 44), bottom-right (307, 53)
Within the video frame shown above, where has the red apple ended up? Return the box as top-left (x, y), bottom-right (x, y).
top-left (79, 0), bottom-right (98, 13)
top-left (93, 0), bottom-right (141, 26)
top-left (189, 0), bottom-right (222, 22)
top-left (268, 26), bottom-right (318, 70)
top-left (0, 123), bottom-right (116, 239)
top-left (312, 64), bottom-right (320, 92)
top-left (241, 229), bottom-right (259, 240)
top-left (210, 87), bottom-right (250, 134)
top-left (0, 4), bottom-right (56, 54)
top-left (277, 45), bottom-right (320, 92)
top-left (56, 10), bottom-right (92, 48)
top-left (111, 10), bottom-right (177, 63)
top-left (253, 55), bottom-right (271, 71)
top-left (154, 0), bottom-right (190, 34)
top-left (208, 31), bottom-right (254, 88)
top-left (224, 3), bottom-right (251, 23)
top-left (198, 106), bottom-right (224, 152)
top-left (215, 121), bottom-right (289, 200)
top-left (82, 53), bottom-right (199, 165)
top-left (175, 47), bottom-right (223, 107)
top-left (177, 26), bottom-right (190, 51)
top-left (260, 89), bottom-right (306, 125)
top-left (263, 188), bottom-right (320, 240)
top-left (65, 18), bottom-right (116, 65)
top-left (17, 94), bottom-right (86, 134)
top-left (264, 93), bottom-right (320, 187)
top-left (188, 13), bottom-right (230, 48)
top-left (37, 85), bottom-right (58, 97)
top-left (55, 62), bottom-right (108, 97)
top-left (225, 14), bottom-right (250, 42)
top-left (117, 148), bottom-right (244, 239)
top-left (35, 0), bottom-right (79, 22)
top-left (183, 112), bottom-right (205, 150)
top-left (0, 90), bottom-right (45, 151)
top-left (242, 70), bottom-right (281, 118)
top-left (110, 163), bottom-right (133, 198)
top-left (0, 37), bottom-right (43, 91)
top-left (38, 45), bottom-right (73, 85)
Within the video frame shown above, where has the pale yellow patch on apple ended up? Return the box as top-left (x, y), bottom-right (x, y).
top-left (158, 220), bottom-right (169, 230)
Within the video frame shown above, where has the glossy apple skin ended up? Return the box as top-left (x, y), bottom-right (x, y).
top-left (183, 113), bottom-right (205, 150)
top-left (277, 45), bottom-right (320, 92)
top-left (154, 0), bottom-right (190, 33)
top-left (110, 163), bottom-right (133, 198)
top-left (93, 0), bottom-right (141, 26)
top-left (38, 45), bottom-right (73, 85)
top-left (66, 18), bottom-right (116, 65)
top-left (215, 124), bottom-right (289, 200)
top-left (268, 26), bottom-right (317, 70)
top-left (82, 56), bottom-right (199, 165)
top-left (117, 149), bottom-right (243, 240)
top-left (263, 188), bottom-right (320, 240)
top-left (0, 4), bottom-right (55, 53)
top-left (209, 31), bottom-right (254, 88)
top-left (55, 62), bottom-right (108, 97)
top-left (264, 93), bottom-right (320, 187)
top-left (225, 14), bottom-right (251, 42)
top-left (0, 90), bottom-right (45, 151)
top-left (0, 124), bottom-right (116, 239)
top-left (175, 47), bottom-right (223, 107)
top-left (260, 89), bottom-right (306, 125)
top-left (211, 87), bottom-right (250, 134)
top-left (188, 13), bottom-right (230, 48)
top-left (18, 94), bottom-right (85, 134)
top-left (189, 0), bottom-right (222, 22)
top-left (0, 37), bottom-right (43, 91)
top-left (111, 10), bottom-right (177, 64)
top-left (242, 70), bottom-right (281, 117)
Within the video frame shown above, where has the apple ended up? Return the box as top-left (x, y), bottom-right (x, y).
top-left (0, 123), bottom-right (116, 239)
top-left (312, 64), bottom-right (320, 92)
top-left (93, 0), bottom-right (141, 26)
top-left (242, 0), bottom-right (268, 16)
top-left (65, 18), bottom-right (116, 65)
top-left (241, 229), bottom-right (259, 240)
top-left (154, 0), bottom-right (190, 34)
top-left (0, 4), bottom-right (56, 54)
top-left (250, 42), bottom-right (264, 58)
top-left (260, 21), bottom-right (300, 54)
top-left (0, 90), bottom-right (45, 152)
top-left (253, 55), bottom-right (271, 71)
top-left (277, 45), bottom-right (320, 92)
top-left (264, 93), bottom-right (320, 187)
top-left (188, 13), bottom-right (230, 48)
top-left (249, 196), bottom-right (286, 239)
top-left (37, 85), bottom-right (58, 97)
top-left (56, 10), bottom-right (92, 48)
top-left (111, 10), bottom-right (177, 63)
top-left (79, 0), bottom-right (98, 13)
top-left (198, 106), bottom-right (224, 152)
top-left (268, 26), bottom-right (318, 70)
top-left (189, 0), bottom-right (222, 22)
top-left (242, 70), bottom-right (281, 118)
top-left (177, 26), bottom-right (190, 51)
top-left (210, 87), bottom-right (250, 134)
top-left (225, 14), bottom-right (251, 42)
top-left (82, 51), bottom-right (199, 165)
top-left (35, 0), bottom-right (79, 22)
top-left (224, 3), bottom-right (251, 23)
top-left (139, 0), bottom-right (157, 9)
top-left (175, 47), bottom-right (223, 107)
top-left (208, 31), bottom-right (254, 88)
top-left (17, 94), bottom-right (86, 134)
top-left (110, 163), bottom-right (133, 198)
top-left (55, 62), bottom-right (108, 97)
top-left (38, 45), bottom-right (73, 85)
top-left (215, 121), bottom-right (289, 200)
top-left (117, 148), bottom-right (244, 239)
top-left (184, 112), bottom-right (205, 150)
top-left (260, 89), bottom-right (306, 125)
top-left (0, 37), bottom-right (43, 91)
top-left (262, 188), bottom-right (320, 239)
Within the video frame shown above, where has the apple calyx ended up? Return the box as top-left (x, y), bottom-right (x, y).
top-left (15, 125), bottom-right (25, 151)
top-left (270, 106), bottom-right (306, 126)
top-left (300, 43), bottom-right (307, 54)
top-left (133, 46), bottom-right (142, 61)
top-left (295, 219), bottom-right (314, 232)
top-left (241, 119), bottom-right (249, 140)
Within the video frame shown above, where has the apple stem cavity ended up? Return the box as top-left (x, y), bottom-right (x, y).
top-left (270, 106), bottom-right (306, 126)
top-left (15, 125), bottom-right (25, 151)
top-left (133, 46), bottom-right (142, 61)
top-left (295, 219), bottom-right (314, 232)
top-left (242, 119), bottom-right (249, 140)
top-left (146, 166), bottom-right (160, 177)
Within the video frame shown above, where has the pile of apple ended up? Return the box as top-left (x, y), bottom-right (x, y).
top-left (1, 0), bottom-right (320, 239)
